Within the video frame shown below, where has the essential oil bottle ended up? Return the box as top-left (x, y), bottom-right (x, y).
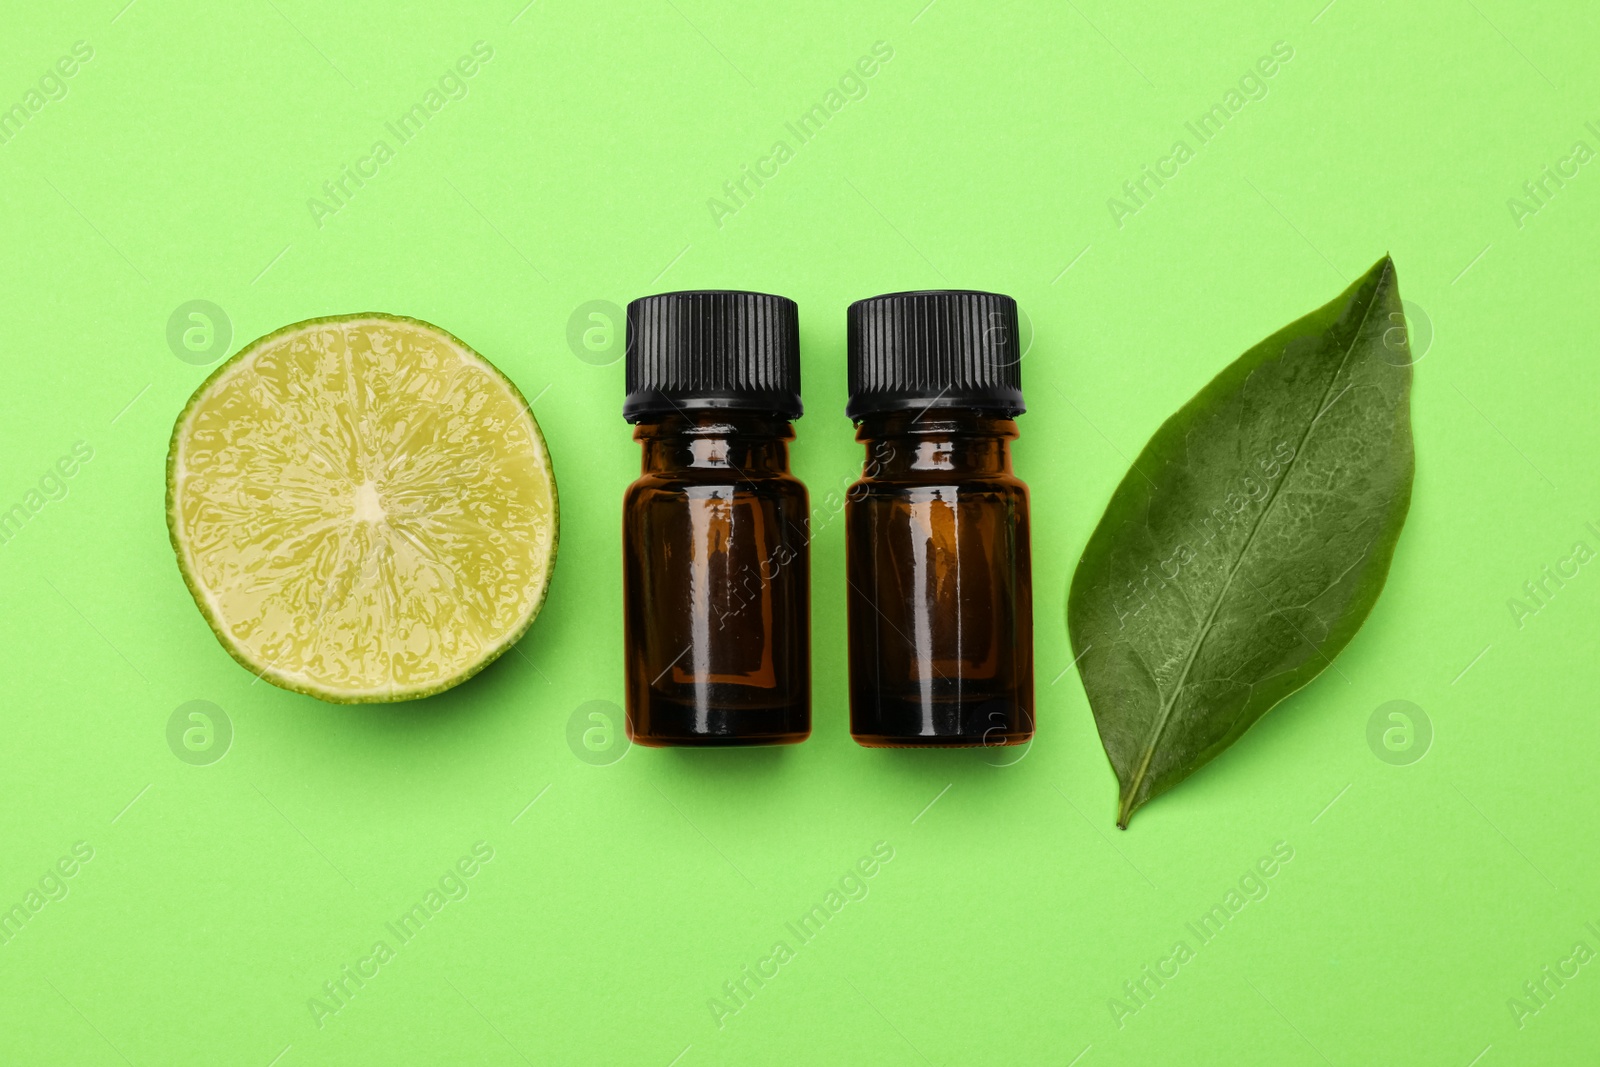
top-left (621, 291), bottom-right (810, 746)
top-left (844, 290), bottom-right (1034, 747)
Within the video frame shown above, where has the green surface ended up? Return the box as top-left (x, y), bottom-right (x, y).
top-left (1, 1), bottom-right (1595, 1063)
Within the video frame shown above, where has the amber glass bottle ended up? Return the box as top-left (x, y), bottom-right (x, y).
top-left (845, 290), bottom-right (1033, 747)
top-left (622, 291), bottom-right (810, 746)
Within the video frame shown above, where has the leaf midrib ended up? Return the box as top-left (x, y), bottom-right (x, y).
top-left (1120, 263), bottom-right (1391, 817)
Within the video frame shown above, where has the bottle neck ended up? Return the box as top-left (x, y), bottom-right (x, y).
top-left (854, 408), bottom-right (1018, 479)
top-left (634, 412), bottom-right (794, 477)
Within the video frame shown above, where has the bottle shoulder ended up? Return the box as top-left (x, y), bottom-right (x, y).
top-left (850, 471), bottom-right (1029, 494)
top-left (627, 469), bottom-right (808, 499)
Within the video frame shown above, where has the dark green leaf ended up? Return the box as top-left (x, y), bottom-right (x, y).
top-left (1068, 256), bottom-right (1415, 828)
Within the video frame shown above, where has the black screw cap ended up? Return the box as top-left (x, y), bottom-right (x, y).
top-left (624, 290), bottom-right (802, 423)
top-left (847, 289), bottom-right (1025, 420)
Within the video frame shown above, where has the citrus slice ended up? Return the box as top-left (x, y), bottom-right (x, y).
top-left (167, 313), bottom-right (558, 703)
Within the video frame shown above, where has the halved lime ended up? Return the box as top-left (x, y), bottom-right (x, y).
top-left (167, 313), bottom-right (558, 703)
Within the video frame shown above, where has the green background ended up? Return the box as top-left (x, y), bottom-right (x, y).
top-left (2, 0), bottom-right (1596, 1063)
